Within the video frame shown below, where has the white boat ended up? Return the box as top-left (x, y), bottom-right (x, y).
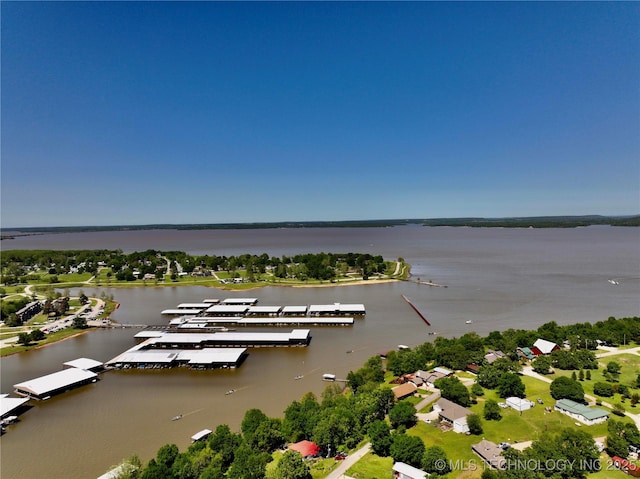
top-left (608, 279), bottom-right (619, 285)
top-left (322, 373), bottom-right (336, 381)
top-left (225, 389), bottom-right (235, 395)
top-left (294, 375), bottom-right (304, 380)
top-left (398, 344), bottom-right (409, 350)
top-left (465, 320), bottom-right (473, 324)
top-left (171, 415), bottom-right (183, 421)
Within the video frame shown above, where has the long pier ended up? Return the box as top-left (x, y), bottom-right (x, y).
top-left (401, 294), bottom-right (431, 326)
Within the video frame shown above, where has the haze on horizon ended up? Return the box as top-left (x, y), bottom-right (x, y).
top-left (1, 2), bottom-right (638, 228)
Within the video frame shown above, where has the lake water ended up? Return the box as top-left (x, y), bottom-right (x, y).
top-left (1, 226), bottom-right (639, 478)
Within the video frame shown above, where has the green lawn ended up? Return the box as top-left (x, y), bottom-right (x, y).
top-left (545, 353), bottom-right (640, 409)
top-left (346, 452), bottom-right (393, 479)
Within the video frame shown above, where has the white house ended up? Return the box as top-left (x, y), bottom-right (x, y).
top-left (433, 398), bottom-right (472, 434)
top-left (554, 399), bottom-right (609, 425)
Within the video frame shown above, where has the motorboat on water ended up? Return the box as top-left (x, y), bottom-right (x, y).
top-left (225, 389), bottom-right (235, 395)
top-left (172, 415), bottom-right (183, 421)
top-left (465, 320), bottom-right (473, 324)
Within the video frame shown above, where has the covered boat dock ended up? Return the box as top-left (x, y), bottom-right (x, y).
top-left (14, 368), bottom-right (98, 400)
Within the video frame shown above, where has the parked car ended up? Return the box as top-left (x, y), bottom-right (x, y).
top-left (498, 442), bottom-right (511, 450)
top-left (334, 452), bottom-right (347, 460)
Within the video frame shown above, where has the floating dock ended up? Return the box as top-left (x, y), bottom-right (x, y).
top-left (170, 316), bottom-right (354, 329)
top-left (13, 368), bottom-right (98, 400)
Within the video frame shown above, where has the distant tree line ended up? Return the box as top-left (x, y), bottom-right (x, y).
top-left (0, 249), bottom-right (390, 285)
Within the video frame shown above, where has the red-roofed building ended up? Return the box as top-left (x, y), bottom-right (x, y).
top-left (612, 456), bottom-right (640, 477)
top-left (288, 440), bottom-right (321, 459)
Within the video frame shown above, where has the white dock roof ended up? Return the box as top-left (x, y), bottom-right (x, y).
top-left (247, 306), bottom-right (282, 313)
top-left (221, 298), bottom-right (258, 305)
top-left (63, 358), bottom-right (104, 370)
top-left (282, 305), bottom-right (308, 314)
top-left (161, 309), bottom-right (203, 315)
top-left (134, 331), bottom-right (166, 339)
top-left (0, 394), bottom-right (30, 418)
top-left (14, 368), bottom-right (97, 397)
top-left (191, 429), bottom-right (213, 442)
top-left (177, 303), bottom-right (210, 309)
top-left (308, 303), bottom-right (366, 313)
top-left (205, 305), bottom-right (249, 314)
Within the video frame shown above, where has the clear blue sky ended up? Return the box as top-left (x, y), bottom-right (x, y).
top-left (2, 2), bottom-right (638, 227)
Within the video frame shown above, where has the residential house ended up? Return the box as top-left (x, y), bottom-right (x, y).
top-left (472, 440), bottom-right (506, 470)
top-left (288, 440), bottom-right (320, 459)
top-left (554, 399), bottom-right (609, 425)
top-left (516, 347), bottom-right (536, 361)
top-left (433, 398), bottom-right (472, 433)
top-left (392, 382), bottom-right (418, 401)
top-left (485, 350), bottom-right (508, 364)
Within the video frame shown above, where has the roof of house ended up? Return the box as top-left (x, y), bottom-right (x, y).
top-left (392, 382), bottom-right (418, 399)
top-left (472, 440), bottom-right (505, 470)
top-left (555, 399), bottom-right (610, 420)
top-left (517, 347), bottom-right (535, 358)
top-left (392, 461), bottom-right (429, 479)
top-left (289, 440), bottom-right (320, 457)
top-left (435, 398), bottom-right (472, 421)
top-left (533, 338), bottom-right (559, 354)
top-left (485, 350), bottom-right (507, 363)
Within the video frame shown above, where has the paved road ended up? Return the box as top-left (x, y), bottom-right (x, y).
top-left (325, 443), bottom-right (371, 479)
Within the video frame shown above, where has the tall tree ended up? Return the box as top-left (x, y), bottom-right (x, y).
top-left (273, 451), bottom-right (311, 479)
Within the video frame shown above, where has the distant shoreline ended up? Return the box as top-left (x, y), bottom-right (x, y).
top-left (2, 214), bottom-right (638, 237)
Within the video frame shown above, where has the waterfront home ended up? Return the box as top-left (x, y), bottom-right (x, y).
top-left (472, 439), bottom-right (506, 470)
top-left (516, 347), bottom-right (536, 361)
top-left (433, 398), bottom-right (472, 433)
top-left (531, 338), bottom-right (560, 356)
top-left (288, 440), bottom-right (320, 459)
top-left (554, 399), bottom-right (609, 425)
top-left (392, 382), bottom-right (418, 401)
top-left (392, 461), bottom-right (430, 479)
top-left (484, 350), bottom-right (508, 364)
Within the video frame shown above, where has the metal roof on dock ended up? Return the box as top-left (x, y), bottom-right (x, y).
top-left (14, 368), bottom-right (98, 398)
top-left (220, 298), bottom-right (258, 305)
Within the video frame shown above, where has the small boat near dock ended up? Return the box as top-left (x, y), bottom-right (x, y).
top-left (322, 373), bottom-right (336, 381)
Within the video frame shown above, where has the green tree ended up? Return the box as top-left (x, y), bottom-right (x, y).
top-left (389, 400), bottom-right (417, 429)
top-left (422, 446), bottom-right (451, 476)
top-left (497, 373), bottom-right (525, 398)
top-left (467, 413), bottom-right (483, 435)
top-left (367, 420), bottom-right (392, 456)
top-left (484, 399), bottom-right (502, 421)
top-left (17, 332), bottom-right (31, 346)
top-left (273, 450), bottom-right (311, 479)
top-left (30, 329), bottom-right (46, 341)
top-left (390, 433), bottom-right (425, 468)
top-left (550, 376), bottom-right (584, 402)
top-left (434, 376), bottom-right (470, 406)
top-left (593, 382), bottom-right (615, 397)
top-left (532, 355), bottom-right (552, 374)
top-left (241, 408), bottom-right (268, 445)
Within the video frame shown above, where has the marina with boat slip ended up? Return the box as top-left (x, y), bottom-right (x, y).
top-left (106, 298), bottom-right (365, 369)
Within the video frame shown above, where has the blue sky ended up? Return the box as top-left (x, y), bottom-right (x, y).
top-left (2, 2), bottom-right (638, 227)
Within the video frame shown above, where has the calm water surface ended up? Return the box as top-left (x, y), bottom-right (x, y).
top-left (1, 226), bottom-right (639, 478)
